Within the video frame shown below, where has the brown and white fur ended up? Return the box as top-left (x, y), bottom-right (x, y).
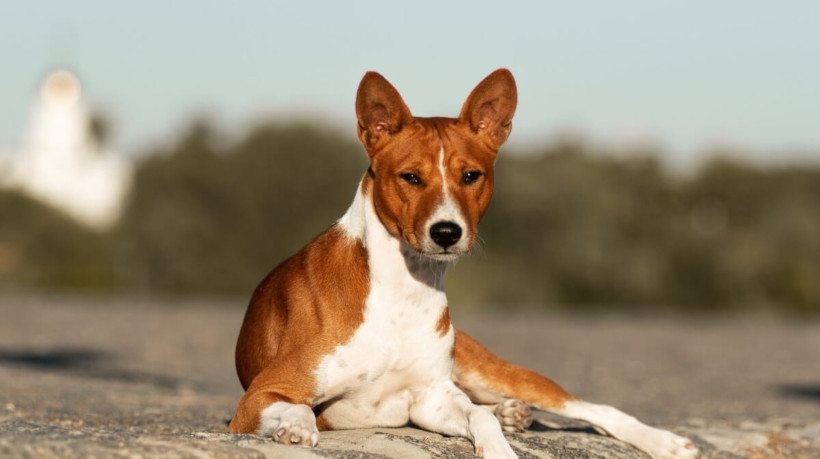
top-left (228, 69), bottom-right (698, 459)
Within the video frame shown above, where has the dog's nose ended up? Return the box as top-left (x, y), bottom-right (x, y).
top-left (429, 221), bottom-right (462, 248)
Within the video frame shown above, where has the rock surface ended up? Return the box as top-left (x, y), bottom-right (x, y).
top-left (1, 296), bottom-right (819, 458)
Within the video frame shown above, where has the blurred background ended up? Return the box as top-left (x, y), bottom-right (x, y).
top-left (1, 1), bottom-right (819, 315)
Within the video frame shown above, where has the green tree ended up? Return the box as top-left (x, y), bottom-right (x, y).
top-left (116, 121), bottom-right (367, 293)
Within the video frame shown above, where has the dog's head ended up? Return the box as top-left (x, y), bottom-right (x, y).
top-left (355, 69), bottom-right (517, 261)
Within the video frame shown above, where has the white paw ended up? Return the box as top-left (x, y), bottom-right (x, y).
top-left (493, 399), bottom-right (532, 433)
top-left (641, 428), bottom-right (698, 459)
top-left (258, 402), bottom-right (319, 447)
top-left (475, 440), bottom-right (518, 459)
top-left (470, 406), bottom-right (518, 458)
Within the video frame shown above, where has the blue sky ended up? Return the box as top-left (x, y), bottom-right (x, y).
top-left (1, 1), bottom-right (819, 167)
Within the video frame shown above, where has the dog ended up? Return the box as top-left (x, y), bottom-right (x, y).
top-left (228, 69), bottom-right (699, 459)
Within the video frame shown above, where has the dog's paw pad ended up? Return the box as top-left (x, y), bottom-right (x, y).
top-left (494, 398), bottom-right (532, 433)
top-left (260, 402), bottom-right (319, 447)
top-left (273, 422), bottom-right (319, 446)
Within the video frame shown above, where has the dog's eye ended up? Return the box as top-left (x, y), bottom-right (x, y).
top-left (462, 171), bottom-right (483, 185)
top-left (399, 173), bottom-right (421, 185)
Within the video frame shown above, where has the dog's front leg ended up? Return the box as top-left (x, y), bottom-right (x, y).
top-left (228, 367), bottom-right (320, 447)
top-left (410, 381), bottom-right (517, 459)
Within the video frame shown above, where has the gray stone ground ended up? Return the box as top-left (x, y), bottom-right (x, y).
top-left (0, 295), bottom-right (818, 458)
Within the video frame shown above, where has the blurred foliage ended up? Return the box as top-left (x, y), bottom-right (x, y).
top-left (0, 191), bottom-right (115, 291)
top-left (114, 121), bottom-right (367, 293)
top-left (2, 121), bottom-right (819, 313)
top-left (452, 145), bottom-right (820, 313)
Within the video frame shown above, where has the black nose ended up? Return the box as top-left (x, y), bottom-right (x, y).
top-left (429, 221), bottom-right (462, 248)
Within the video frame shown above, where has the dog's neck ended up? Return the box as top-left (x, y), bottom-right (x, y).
top-left (338, 178), bottom-right (449, 297)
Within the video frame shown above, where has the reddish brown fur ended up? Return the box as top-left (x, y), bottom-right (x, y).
top-left (452, 329), bottom-right (574, 409)
top-left (366, 118), bottom-right (498, 252)
top-left (435, 307), bottom-right (451, 337)
top-left (229, 224), bottom-right (370, 433)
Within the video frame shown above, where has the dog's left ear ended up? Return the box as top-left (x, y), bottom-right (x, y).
top-left (459, 69), bottom-right (517, 150)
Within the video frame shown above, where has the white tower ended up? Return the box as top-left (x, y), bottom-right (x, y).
top-left (2, 70), bottom-right (131, 230)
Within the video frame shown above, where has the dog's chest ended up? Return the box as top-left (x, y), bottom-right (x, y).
top-left (313, 284), bottom-right (454, 428)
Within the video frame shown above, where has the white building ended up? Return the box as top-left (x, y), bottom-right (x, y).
top-left (0, 70), bottom-right (131, 230)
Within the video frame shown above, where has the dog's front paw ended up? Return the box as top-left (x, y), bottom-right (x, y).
top-left (475, 440), bottom-right (518, 459)
top-left (493, 398), bottom-right (532, 433)
top-left (272, 419), bottom-right (319, 446)
top-left (642, 428), bottom-right (698, 459)
top-left (258, 402), bottom-right (319, 447)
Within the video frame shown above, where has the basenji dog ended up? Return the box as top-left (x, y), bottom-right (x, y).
top-left (229, 69), bottom-right (699, 459)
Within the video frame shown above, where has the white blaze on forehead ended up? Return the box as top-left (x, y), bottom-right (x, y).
top-left (438, 145), bottom-right (447, 187)
top-left (428, 146), bottom-right (467, 230)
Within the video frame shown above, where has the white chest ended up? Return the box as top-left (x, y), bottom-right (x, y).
top-left (320, 182), bottom-right (456, 428)
top-left (317, 290), bottom-right (454, 392)
top-left (313, 252), bottom-right (455, 427)
top-left (314, 289), bottom-right (454, 428)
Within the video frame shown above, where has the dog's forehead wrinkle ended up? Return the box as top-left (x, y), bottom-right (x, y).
top-left (410, 117), bottom-right (461, 157)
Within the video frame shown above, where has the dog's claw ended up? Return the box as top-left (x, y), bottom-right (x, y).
top-left (259, 403), bottom-right (319, 447)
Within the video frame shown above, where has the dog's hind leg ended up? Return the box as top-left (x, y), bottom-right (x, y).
top-left (452, 329), bottom-right (574, 413)
top-left (452, 329), bottom-right (698, 459)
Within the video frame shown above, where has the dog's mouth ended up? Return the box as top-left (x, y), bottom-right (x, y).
top-left (400, 240), bottom-right (466, 263)
top-left (421, 251), bottom-right (463, 262)
top-left (414, 235), bottom-right (471, 262)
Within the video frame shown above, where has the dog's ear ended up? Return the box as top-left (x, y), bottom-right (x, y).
top-left (458, 68), bottom-right (517, 150)
top-left (356, 72), bottom-right (414, 153)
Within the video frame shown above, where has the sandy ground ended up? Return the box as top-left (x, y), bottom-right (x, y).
top-left (0, 294), bottom-right (818, 458)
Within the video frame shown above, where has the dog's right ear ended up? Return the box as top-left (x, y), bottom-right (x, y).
top-left (356, 72), bottom-right (414, 153)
